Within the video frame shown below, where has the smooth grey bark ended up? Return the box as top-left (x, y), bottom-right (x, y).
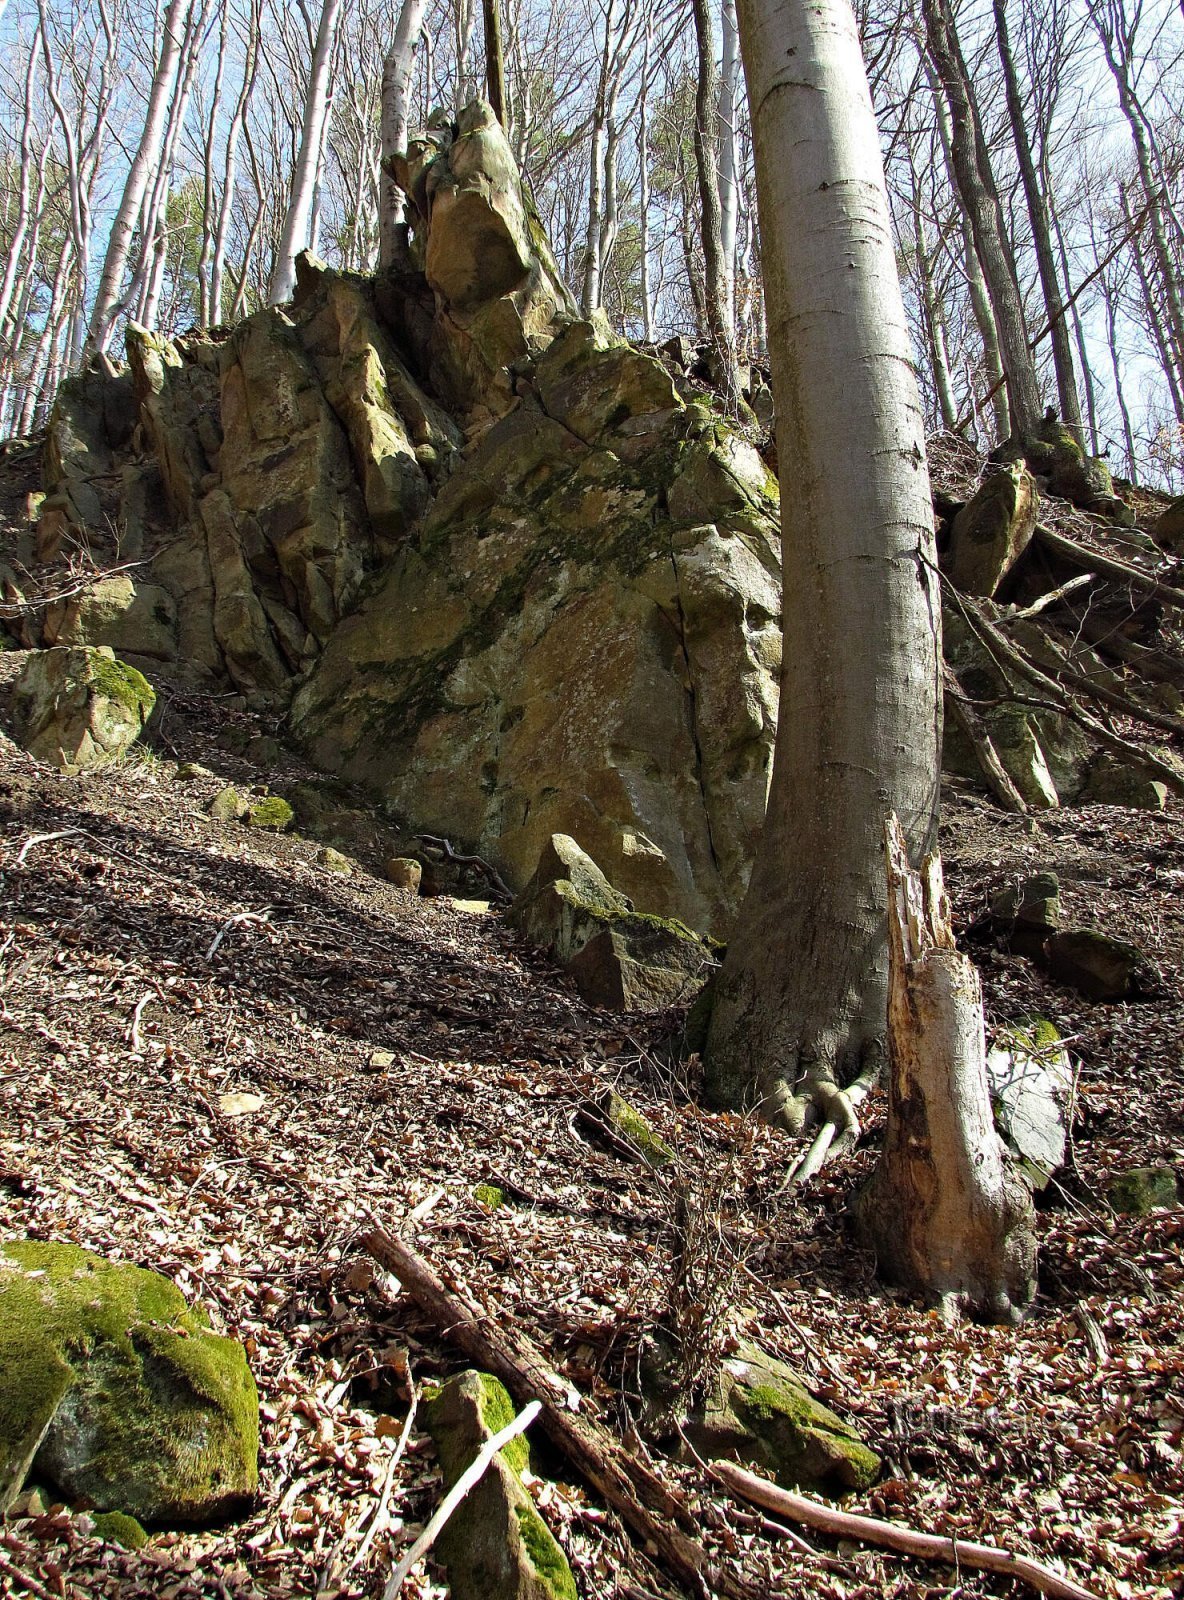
top-left (704, 0), bottom-right (942, 1130)
top-left (718, 0), bottom-right (742, 330)
top-left (992, 0), bottom-right (1081, 442)
top-left (921, 0), bottom-right (1042, 439)
top-left (921, 49), bottom-right (1009, 440)
top-left (691, 0), bottom-right (741, 407)
top-left (379, 0), bottom-right (429, 262)
top-left (87, 0), bottom-right (188, 354)
top-left (268, 0), bottom-right (343, 305)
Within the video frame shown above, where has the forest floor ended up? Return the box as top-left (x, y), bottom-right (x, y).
top-left (0, 445), bottom-right (1182, 1600)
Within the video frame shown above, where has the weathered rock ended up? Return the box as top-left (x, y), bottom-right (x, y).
top-left (290, 392), bottom-right (781, 936)
top-left (1046, 928), bottom-right (1153, 1001)
top-left (509, 835), bottom-right (716, 1009)
top-left (384, 857), bottom-right (423, 891)
top-left (643, 1335), bottom-right (879, 1493)
top-left (425, 1371), bottom-right (576, 1600)
top-left (989, 871), bottom-right (1060, 959)
top-left (43, 576), bottom-right (178, 663)
top-left (1024, 418), bottom-right (1123, 515)
top-left (9, 647), bottom-right (155, 772)
top-left (1107, 1165), bottom-right (1179, 1215)
top-left (1082, 757), bottom-right (1168, 810)
top-left (944, 462), bottom-right (1037, 598)
top-left (316, 845), bottom-right (352, 874)
top-left (208, 786), bottom-right (246, 822)
top-left (986, 1019), bottom-right (1073, 1188)
top-left (0, 1240), bottom-right (257, 1523)
top-left (1154, 496), bottom-right (1184, 551)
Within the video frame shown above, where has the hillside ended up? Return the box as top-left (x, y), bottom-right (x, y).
top-left (1, 423), bottom-right (1182, 1596)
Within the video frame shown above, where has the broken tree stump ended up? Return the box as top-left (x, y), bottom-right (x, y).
top-left (853, 816), bottom-right (1037, 1322)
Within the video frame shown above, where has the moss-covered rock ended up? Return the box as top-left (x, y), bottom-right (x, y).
top-left (0, 1240), bottom-right (258, 1523)
top-left (90, 1510), bottom-right (149, 1549)
top-left (473, 1183), bottom-right (506, 1211)
top-left (425, 1371), bottom-right (576, 1600)
top-left (1108, 1165), bottom-right (1179, 1215)
top-left (579, 1089), bottom-right (674, 1167)
top-left (645, 1336), bottom-right (879, 1494)
top-left (207, 786), bottom-right (246, 823)
top-left (9, 646), bottom-right (155, 772)
top-left (245, 795), bottom-right (294, 831)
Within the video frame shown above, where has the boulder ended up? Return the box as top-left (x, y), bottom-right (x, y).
top-left (1107, 1165), bottom-right (1179, 1215)
top-left (208, 786), bottom-right (246, 822)
top-left (9, 646), bottom-right (155, 772)
top-left (989, 871), bottom-right (1060, 959)
top-left (0, 1240), bottom-right (258, 1523)
top-left (986, 1019), bottom-right (1073, 1188)
top-left (1082, 757), bottom-right (1168, 810)
top-left (384, 857), bottom-right (423, 891)
top-left (425, 1371), bottom-right (576, 1600)
top-left (245, 795), bottom-right (294, 831)
top-left (642, 1334), bottom-right (879, 1493)
top-left (943, 462), bottom-right (1037, 598)
top-left (1045, 928), bottom-right (1154, 1001)
top-left (42, 575), bottom-right (178, 663)
top-left (509, 835), bottom-right (717, 1009)
top-left (1154, 495), bottom-right (1184, 551)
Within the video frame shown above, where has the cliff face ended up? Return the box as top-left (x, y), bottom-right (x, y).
top-left (29, 101), bottom-right (783, 936)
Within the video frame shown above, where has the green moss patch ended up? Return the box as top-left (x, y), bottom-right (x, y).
top-left (245, 796), bottom-right (294, 831)
top-left (0, 1240), bottom-right (258, 1522)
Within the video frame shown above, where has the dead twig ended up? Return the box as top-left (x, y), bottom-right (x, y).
top-left (414, 833), bottom-right (514, 902)
top-left (205, 909), bottom-right (273, 962)
top-left (14, 828), bottom-right (86, 866)
top-left (712, 1461), bottom-right (1103, 1600)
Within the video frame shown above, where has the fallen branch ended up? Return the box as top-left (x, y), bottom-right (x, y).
top-left (943, 667), bottom-right (1028, 813)
top-left (205, 909), bottom-right (273, 962)
top-left (1008, 572), bottom-right (1097, 619)
top-left (13, 828), bottom-right (86, 866)
top-left (956, 596), bottom-right (1184, 794)
top-left (383, 1399), bottom-right (542, 1599)
top-left (414, 833), bottom-right (514, 902)
top-left (712, 1461), bottom-right (1102, 1600)
top-left (364, 1224), bottom-right (753, 1600)
top-left (994, 615), bottom-right (1184, 739)
top-left (1034, 522), bottom-right (1184, 616)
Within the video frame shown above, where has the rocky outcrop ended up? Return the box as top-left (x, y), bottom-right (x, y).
top-left (10, 645), bottom-right (155, 771)
top-left (0, 1240), bottom-right (258, 1523)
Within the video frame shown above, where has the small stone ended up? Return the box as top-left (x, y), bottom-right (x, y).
top-left (316, 846), bottom-right (351, 874)
top-left (1083, 758), bottom-right (1168, 810)
top-left (580, 1090), bottom-right (674, 1167)
top-left (245, 796), bottom-right (294, 831)
top-left (367, 1049), bottom-right (397, 1071)
top-left (207, 786), bottom-right (245, 823)
top-left (246, 735), bottom-right (283, 767)
top-left (90, 1511), bottom-right (148, 1549)
top-left (218, 1092), bottom-right (266, 1118)
top-left (175, 761), bottom-right (212, 781)
top-left (384, 857), bottom-right (422, 892)
top-left (1108, 1165), bottom-right (1179, 1215)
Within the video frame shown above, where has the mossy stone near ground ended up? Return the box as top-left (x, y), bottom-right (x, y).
top-left (0, 1239), bottom-right (258, 1523)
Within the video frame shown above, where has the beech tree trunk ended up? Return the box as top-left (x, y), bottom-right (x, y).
top-left (268, 0), bottom-right (343, 306)
top-left (86, 0), bottom-right (188, 355)
top-left (922, 0), bottom-right (1042, 439)
top-left (379, 0), bottom-right (429, 263)
top-left (854, 817), bottom-right (1037, 1323)
top-left (704, 0), bottom-right (942, 1130)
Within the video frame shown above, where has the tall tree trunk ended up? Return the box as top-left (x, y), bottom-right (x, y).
top-left (86, 0), bottom-right (187, 355)
top-left (909, 164), bottom-right (957, 429)
top-left (691, 0), bottom-right (741, 407)
top-left (482, 0), bottom-right (506, 125)
top-left (638, 21), bottom-right (656, 342)
top-left (718, 0), bottom-right (742, 331)
top-left (992, 0), bottom-right (1081, 441)
top-left (922, 51), bottom-right (1010, 440)
top-left (854, 818), bottom-right (1037, 1323)
top-left (705, 0), bottom-right (942, 1131)
top-left (921, 0), bottom-right (1042, 439)
top-left (379, 0), bottom-right (428, 262)
top-left (1049, 180), bottom-right (1100, 455)
top-left (1122, 185), bottom-right (1184, 426)
top-left (268, 0), bottom-right (343, 305)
